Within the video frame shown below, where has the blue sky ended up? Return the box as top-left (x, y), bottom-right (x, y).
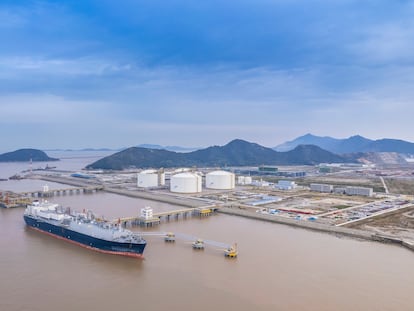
top-left (1, 0), bottom-right (414, 151)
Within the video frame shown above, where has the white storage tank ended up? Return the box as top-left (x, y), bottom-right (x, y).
top-left (206, 170), bottom-right (235, 190)
top-left (137, 169), bottom-right (165, 188)
top-left (170, 172), bottom-right (202, 193)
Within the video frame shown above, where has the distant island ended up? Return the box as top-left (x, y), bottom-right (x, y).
top-left (0, 149), bottom-right (59, 162)
top-left (86, 139), bottom-right (351, 170)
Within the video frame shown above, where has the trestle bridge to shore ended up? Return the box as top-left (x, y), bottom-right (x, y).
top-left (20, 185), bottom-right (104, 198)
top-left (137, 230), bottom-right (237, 257)
top-left (115, 205), bottom-right (219, 227)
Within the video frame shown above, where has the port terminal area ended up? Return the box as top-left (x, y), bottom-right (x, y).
top-left (3, 165), bottom-right (414, 253)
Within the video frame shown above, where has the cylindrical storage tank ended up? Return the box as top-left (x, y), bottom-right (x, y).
top-left (137, 170), bottom-right (158, 188)
top-left (170, 172), bottom-right (202, 193)
top-left (244, 176), bottom-right (252, 185)
top-left (237, 176), bottom-right (245, 185)
top-left (174, 168), bottom-right (190, 174)
top-left (206, 171), bottom-right (235, 190)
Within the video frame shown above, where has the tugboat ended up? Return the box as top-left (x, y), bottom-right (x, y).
top-left (224, 243), bottom-right (238, 258)
top-left (192, 238), bottom-right (204, 249)
top-left (164, 232), bottom-right (175, 242)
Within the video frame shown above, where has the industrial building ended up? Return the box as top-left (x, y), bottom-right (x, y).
top-left (258, 166), bottom-right (278, 173)
top-left (276, 180), bottom-right (297, 190)
top-left (237, 176), bottom-right (253, 185)
top-left (137, 169), bottom-right (165, 188)
top-left (310, 183), bottom-right (333, 193)
top-left (140, 206), bottom-right (154, 219)
top-left (205, 171), bottom-right (235, 190)
top-left (334, 187), bottom-right (347, 194)
top-left (170, 172), bottom-right (202, 193)
top-left (233, 168), bottom-right (306, 177)
top-left (333, 186), bottom-right (373, 197)
top-left (252, 180), bottom-right (271, 187)
top-left (345, 186), bottom-right (373, 197)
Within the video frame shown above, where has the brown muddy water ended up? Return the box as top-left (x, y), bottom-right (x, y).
top-left (1, 191), bottom-right (414, 311)
top-left (1, 155), bottom-right (414, 310)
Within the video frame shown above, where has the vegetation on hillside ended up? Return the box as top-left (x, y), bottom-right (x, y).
top-left (0, 149), bottom-right (58, 162)
top-left (86, 139), bottom-right (351, 170)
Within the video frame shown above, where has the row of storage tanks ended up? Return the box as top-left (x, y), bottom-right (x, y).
top-left (137, 169), bottom-right (250, 193)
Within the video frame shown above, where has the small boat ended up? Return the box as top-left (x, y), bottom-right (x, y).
top-left (164, 232), bottom-right (175, 242)
top-left (224, 243), bottom-right (238, 258)
top-left (192, 239), bottom-right (204, 249)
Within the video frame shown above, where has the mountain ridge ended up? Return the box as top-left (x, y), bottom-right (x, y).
top-left (274, 134), bottom-right (414, 154)
top-left (86, 139), bottom-right (350, 170)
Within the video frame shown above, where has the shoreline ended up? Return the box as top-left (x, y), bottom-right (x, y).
top-left (218, 206), bottom-right (414, 253)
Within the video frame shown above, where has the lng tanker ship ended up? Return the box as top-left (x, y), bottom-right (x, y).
top-left (24, 200), bottom-right (146, 258)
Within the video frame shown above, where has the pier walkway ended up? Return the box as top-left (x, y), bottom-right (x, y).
top-left (136, 231), bottom-right (234, 255)
top-left (20, 185), bottom-right (104, 198)
top-left (115, 205), bottom-right (219, 227)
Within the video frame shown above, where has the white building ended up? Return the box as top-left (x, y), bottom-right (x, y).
top-left (170, 172), bottom-right (202, 193)
top-left (310, 183), bottom-right (333, 193)
top-left (252, 180), bottom-right (271, 187)
top-left (276, 180), bottom-right (297, 190)
top-left (206, 171), bottom-right (235, 190)
top-left (345, 186), bottom-right (373, 197)
top-left (140, 206), bottom-right (153, 220)
top-left (334, 187), bottom-right (347, 194)
top-left (137, 169), bottom-right (165, 188)
top-left (238, 176), bottom-right (253, 185)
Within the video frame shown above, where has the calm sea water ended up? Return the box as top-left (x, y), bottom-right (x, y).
top-left (1, 152), bottom-right (414, 311)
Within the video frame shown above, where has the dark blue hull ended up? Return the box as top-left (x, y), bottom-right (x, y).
top-left (24, 215), bottom-right (146, 258)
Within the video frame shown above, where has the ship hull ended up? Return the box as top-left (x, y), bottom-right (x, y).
top-left (24, 215), bottom-right (146, 258)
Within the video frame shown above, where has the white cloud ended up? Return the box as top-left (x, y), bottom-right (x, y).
top-left (0, 57), bottom-right (132, 76)
top-left (0, 94), bottom-right (111, 124)
top-left (349, 21), bottom-right (414, 65)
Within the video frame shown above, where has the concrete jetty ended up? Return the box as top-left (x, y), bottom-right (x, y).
top-left (116, 206), bottom-right (217, 227)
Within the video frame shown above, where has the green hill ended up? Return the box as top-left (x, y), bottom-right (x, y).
top-left (0, 149), bottom-right (59, 162)
top-left (86, 139), bottom-right (350, 170)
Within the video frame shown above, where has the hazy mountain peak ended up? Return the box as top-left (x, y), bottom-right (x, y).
top-left (348, 135), bottom-right (369, 141)
top-left (275, 134), bottom-right (414, 154)
top-left (226, 139), bottom-right (252, 146)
